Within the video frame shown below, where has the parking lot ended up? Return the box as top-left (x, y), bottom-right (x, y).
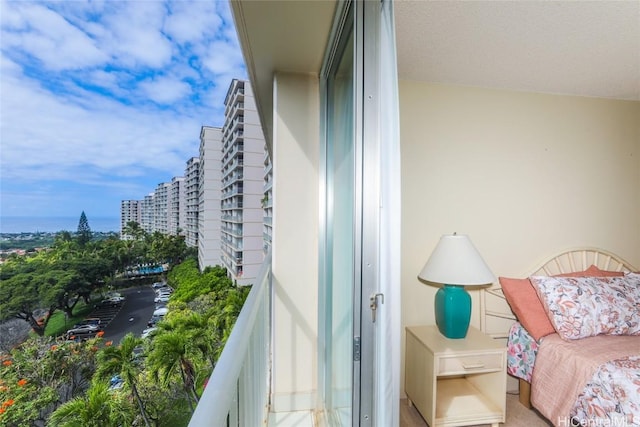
top-left (81, 286), bottom-right (157, 344)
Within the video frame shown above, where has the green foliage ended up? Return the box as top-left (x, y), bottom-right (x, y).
top-left (168, 260), bottom-right (230, 302)
top-left (0, 233), bottom-right (56, 251)
top-left (147, 331), bottom-right (200, 411)
top-left (76, 211), bottom-right (92, 246)
top-left (0, 336), bottom-right (101, 425)
top-left (96, 333), bottom-right (151, 427)
top-left (1, 255), bottom-right (250, 426)
top-left (0, 229), bottom-right (191, 336)
top-left (48, 381), bottom-right (135, 427)
top-left (44, 303), bottom-right (93, 337)
top-left (136, 377), bottom-right (193, 426)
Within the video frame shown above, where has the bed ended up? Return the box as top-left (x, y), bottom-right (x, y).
top-left (479, 248), bottom-right (639, 426)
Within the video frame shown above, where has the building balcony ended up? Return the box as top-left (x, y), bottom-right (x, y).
top-left (189, 254), bottom-right (271, 427)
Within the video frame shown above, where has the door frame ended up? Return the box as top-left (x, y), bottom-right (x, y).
top-left (318, 0), bottom-right (382, 425)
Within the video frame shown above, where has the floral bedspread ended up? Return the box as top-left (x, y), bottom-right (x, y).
top-left (508, 322), bottom-right (640, 425)
top-left (571, 355), bottom-right (640, 426)
top-left (506, 321), bottom-right (539, 382)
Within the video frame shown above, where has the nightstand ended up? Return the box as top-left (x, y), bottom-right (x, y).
top-left (405, 325), bottom-right (506, 427)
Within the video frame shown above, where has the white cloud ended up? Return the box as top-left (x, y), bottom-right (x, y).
top-left (0, 0), bottom-right (247, 218)
top-left (202, 39), bottom-right (245, 77)
top-left (138, 75), bottom-right (192, 104)
top-left (1, 2), bottom-right (109, 70)
top-left (101, 1), bottom-right (174, 69)
top-left (164, 1), bottom-right (222, 44)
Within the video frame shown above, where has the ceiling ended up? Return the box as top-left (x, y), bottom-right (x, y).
top-left (231, 0), bottom-right (640, 142)
top-left (395, 1), bottom-right (640, 101)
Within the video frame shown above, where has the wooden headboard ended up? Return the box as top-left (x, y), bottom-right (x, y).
top-left (479, 247), bottom-right (637, 339)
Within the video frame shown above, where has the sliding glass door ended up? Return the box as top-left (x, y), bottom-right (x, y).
top-left (321, 7), bottom-right (355, 425)
top-left (319, 1), bottom-right (383, 425)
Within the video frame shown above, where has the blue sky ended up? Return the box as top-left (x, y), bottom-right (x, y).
top-left (0, 0), bottom-right (247, 220)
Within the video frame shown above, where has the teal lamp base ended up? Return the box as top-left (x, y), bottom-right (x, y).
top-left (434, 284), bottom-right (471, 339)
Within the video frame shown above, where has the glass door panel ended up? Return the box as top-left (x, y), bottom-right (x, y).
top-left (323, 12), bottom-right (355, 426)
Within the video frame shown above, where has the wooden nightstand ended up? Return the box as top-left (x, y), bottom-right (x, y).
top-left (405, 325), bottom-right (506, 427)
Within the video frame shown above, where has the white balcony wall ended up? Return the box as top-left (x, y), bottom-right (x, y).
top-left (270, 72), bottom-right (320, 412)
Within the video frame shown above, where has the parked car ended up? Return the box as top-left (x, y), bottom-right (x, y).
top-left (97, 296), bottom-right (125, 307)
top-left (65, 324), bottom-right (101, 338)
top-left (154, 295), bottom-right (170, 304)
top-left (149, 307), bottom-right (169, 326)
top-left (141, 327), bottom-right (157, 339)
top-left (73, 318), bottom-right (102, 328)
top-left (152, 282), bottom-right (165, 289)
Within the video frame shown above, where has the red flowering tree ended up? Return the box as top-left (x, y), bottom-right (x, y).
top-left (0, 336), bottom-right (100, 425)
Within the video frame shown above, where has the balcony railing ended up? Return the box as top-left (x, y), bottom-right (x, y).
top-left (189, 252), bottom-right (271, 427)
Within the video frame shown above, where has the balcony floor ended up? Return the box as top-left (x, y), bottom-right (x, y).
top-left (268, 394), bottom-right (552, 426)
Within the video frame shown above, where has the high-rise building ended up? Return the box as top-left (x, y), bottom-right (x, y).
top-left (120, 200), bottom-right (141, 239)
top-left (154, 182), bottom-right (171, 234)
top-left (220, 79), bottom-right (265, 285)
top-left (185, 157), bottom-right (200, 248)
top-left (198, 126), bottom-right (222, 270)
top-left (262, 144), bottom-right (273, 254)
top-left (169, 176), bottom-right (186, 236)
top-left (140, 193), bottom-right (155, 234)
top-left (119, 79), bottom-right (269, 285)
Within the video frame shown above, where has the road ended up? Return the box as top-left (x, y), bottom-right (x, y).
top-left (89, 286), bottom-right (156, 344)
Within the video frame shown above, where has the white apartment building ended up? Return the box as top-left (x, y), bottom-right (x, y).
top-left (169, 176), bottom-right (186, 236)
top-left (262, 144), bottom-right (273, 254)
top-left (154, 182), bottom-right (171, 234)
top-left (120, 200), bottom-right (141, 239)
top-left (184, 157), bottom-right (200, 248)
top-left (220, 79), bottom-right (265, 285)
top-left (198, 126), bottom-right (222, 270)
top-left (140, 193), bottom-right (155, 234)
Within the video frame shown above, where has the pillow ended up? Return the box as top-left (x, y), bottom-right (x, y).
top-left (499, 276), bottom-right (556, 341)
top-left (529, 273), bottom-right (640, 340)
top-left (498, 266), bottom-right (621, 341)
top-left (583, 265), bottom-right (625, 277)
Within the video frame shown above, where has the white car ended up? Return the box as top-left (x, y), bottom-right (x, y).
top-left (141, 327), bottom-right (157, 339)
top-left (154, 295), bottom-right (170, 303)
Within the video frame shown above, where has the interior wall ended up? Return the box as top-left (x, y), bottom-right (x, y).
top-left (399, 81), bottom-right (640, 395)
top-left (271, 72), bottom-right (320, 411)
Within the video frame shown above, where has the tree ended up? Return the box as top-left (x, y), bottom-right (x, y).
top-left (0, 336), bottom-right (100, 424)
top-left (123, 221), bottom-right (146, 241)
top-left (148, 232), bottom-right (187, 267)
top-left (96, 333), bottom-right (151, 427)
top-left (0, 272), bottom-right (53, 335)
top-left (48, 381), bottom-right (134, 427)
top-left (147, 331), bottom-right (200, 411)
top-left (76, 211), bottom-right (92, 246)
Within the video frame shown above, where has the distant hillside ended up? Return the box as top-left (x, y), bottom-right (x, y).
top-left (0, 231), bottom-right (118, 253)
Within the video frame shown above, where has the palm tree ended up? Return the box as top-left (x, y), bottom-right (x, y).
top-left (48, 381), bottom-right (134, 427)
top-left (147, 331), bottom-right (199, 411)
top-left (219, 287), bottom-right (249, 340)
top-left (96, 333), bottom-right (151, 427)
top-left (158, 312), bottom-right (217, 369)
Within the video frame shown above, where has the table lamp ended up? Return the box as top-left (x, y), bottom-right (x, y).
top-left (418, 233), bottom-right (495, 339)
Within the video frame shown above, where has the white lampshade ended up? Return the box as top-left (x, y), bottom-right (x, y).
top-left (418, 233), bottom-right (495, 286)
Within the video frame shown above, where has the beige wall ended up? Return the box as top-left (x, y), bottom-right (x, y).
top-left (271, 72), bottom-right (320, 412)
top-left (400, 81), bottom-right (640, 393)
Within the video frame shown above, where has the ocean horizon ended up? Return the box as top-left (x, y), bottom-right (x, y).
top-left (0, 216), bottom-right (120, 234)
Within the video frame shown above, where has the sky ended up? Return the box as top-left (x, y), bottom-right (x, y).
top-left (0, 0), bottom-right (247, 221)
